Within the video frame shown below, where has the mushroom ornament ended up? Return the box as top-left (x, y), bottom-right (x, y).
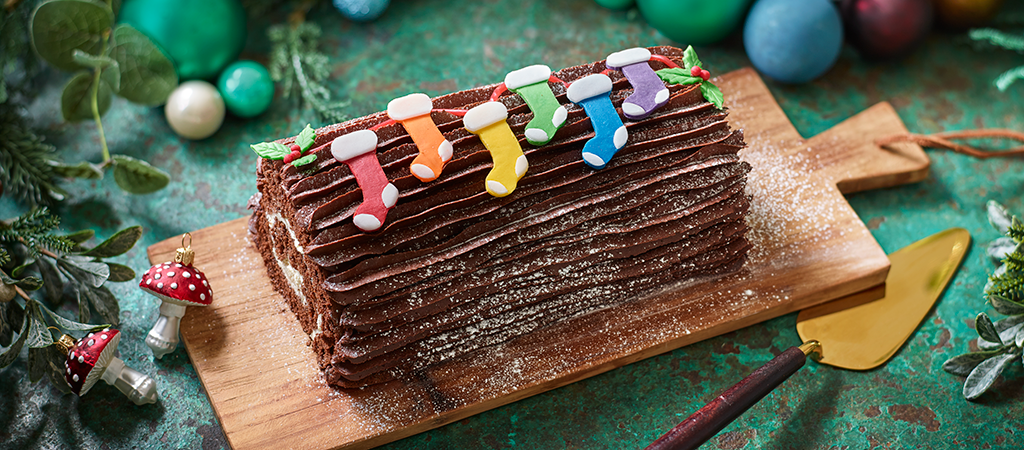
top-left (57, 330), bottom-right (159, 405)
top-left (140, 233), bottom-right (213, 359)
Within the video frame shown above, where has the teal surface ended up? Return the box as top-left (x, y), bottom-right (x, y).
top-left (2, 0), bottom-right (1024, 448)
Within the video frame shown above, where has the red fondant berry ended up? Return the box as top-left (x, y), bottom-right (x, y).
top-left (691, 66), bottom-right (702, 77)
top-left (290, 144), bottom-right (302, 153)
top-left (700, 70), bottom-right (710, 81)
top-left (283, 152), bottom-right (296, 164)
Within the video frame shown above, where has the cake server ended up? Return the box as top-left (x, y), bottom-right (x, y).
top-left (646, 227), bottom-right (970, 450)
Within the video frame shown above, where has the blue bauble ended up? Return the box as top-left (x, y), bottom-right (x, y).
top-left (333, 0), bottom-right (390, 22)
top-left (743, 0), bottom-right (843, 84)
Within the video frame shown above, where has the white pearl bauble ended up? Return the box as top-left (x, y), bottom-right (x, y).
top-left (164, 80), bottom-right (225, 140)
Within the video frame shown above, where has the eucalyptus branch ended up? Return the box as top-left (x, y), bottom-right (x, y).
top-left (90, 30), bottom-right (111, 162)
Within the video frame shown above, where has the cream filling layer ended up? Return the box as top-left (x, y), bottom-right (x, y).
top-left (266, 211), bottom-right (308, 308)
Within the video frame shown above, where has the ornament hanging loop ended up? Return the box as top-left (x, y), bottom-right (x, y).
top-left (174, 232), bottom-right (195, 266)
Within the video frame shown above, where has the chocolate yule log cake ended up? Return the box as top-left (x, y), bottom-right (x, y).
top-left (248, 46), bottom-right (752, 388)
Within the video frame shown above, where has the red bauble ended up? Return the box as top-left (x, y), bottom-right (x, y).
top-left (841, 0), bottom-right (934, 59)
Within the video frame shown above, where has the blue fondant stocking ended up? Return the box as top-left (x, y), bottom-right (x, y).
top-left (567, 74), bottom-right (628, 169)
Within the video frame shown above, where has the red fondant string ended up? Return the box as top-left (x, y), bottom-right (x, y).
top-left (435, 108), bottom-right (468, 117)
top-left (369, 119), bottom-right (397, 132)
top-left (649, 54), bottom-right (681, 69)
top-left (490, 83), bottom-right (508, 102)
top-left (548, 74), bottom-right (569, 87)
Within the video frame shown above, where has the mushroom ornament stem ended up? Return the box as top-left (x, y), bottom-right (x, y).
top-left (100, 356), bottom-right (160, 405)
top-left (140, 233), bottom-right (213, 359)
top-left (145, 302), bottom-right (188, 359)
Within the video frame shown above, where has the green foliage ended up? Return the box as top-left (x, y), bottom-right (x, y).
top-left (268, 22), bottom-right (348, 124)
top-left (26, 0), bottom-right (177, 197)
top-left (968, 28), bottom-right (1024, 92)
top-left (655, 46), bottom-right (724, 110)
top-left (0, 208), bottom-right (141, 391)
top-left (251, 124), bottom-right (320, 167)
top-left (0, 104), bottom-right (67, 205)
top-left (295, 124), bottom-right (316, 151)
top-left (251, 141), bottom-right (291, 160)
top-left (945, 201), bottom-right (1024, 399)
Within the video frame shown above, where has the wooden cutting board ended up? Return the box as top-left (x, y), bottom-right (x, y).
top-left (146, 68), bottom-right (929, 450)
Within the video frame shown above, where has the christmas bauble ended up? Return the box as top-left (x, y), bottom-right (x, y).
top-left (333, 0), bottom-right (390, 22)
top-left (636, 0), bottom-right (753, 45)
top-left (841, 0), bottom-right (933, 59)
top-left (743, 0), bottom-right (843, 84)
top-left (165, 81), bottom-right (225, 140)
top-left (934, 0), bottom-right (1003, 29)
top-left (217, 61), bottom-right (274, 118)
top-left (596, 0), bottom-right (635, 10)
top-left (119, 0), bottom-right (247, 80)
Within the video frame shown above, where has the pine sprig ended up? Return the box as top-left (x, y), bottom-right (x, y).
top-left (1006, 219), bottom-right (1024, 243)
top-left (0, 207), bottom-right (74, 258)
top-left (268, 21), bottom-right (348, 124)
top-left (967, 28), bottom-right (1024, 92)
top-left (0, 105), bottom-right (67, 205)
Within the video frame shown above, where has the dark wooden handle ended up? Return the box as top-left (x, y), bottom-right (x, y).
top-left (645, 346), bottom-right (809, 450)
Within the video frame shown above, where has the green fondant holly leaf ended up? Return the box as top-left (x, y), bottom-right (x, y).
top-left (251, 142), bottom-right (291, 160)
top-left (656, 68), bottom-right (703, 86)
top-left (291, 154), bottom-right (317, 167)
top-left (295, 124), bottom-right (316, 152)
top-left (700, 82), bottom-right (724, 110)
top-left (683, 45), bottom-right (702, 71)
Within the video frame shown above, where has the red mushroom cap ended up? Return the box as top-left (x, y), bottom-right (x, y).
top-left (65, 328), bottom-right (120, 396)
top-left (139, 262), bottom-right (213, 306)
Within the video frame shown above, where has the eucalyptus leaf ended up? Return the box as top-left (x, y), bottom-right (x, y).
top-left (0, 319), bottom-right (29, 369)
top-left (61, 71), bottom-right (111, 122)
top-left (71, 49), bottom-right (113, 69)
top-left (29, 0), bottom-right (114, 71)
top-left (27, 346), bottom-right (48, 382)
top-left (38, 301), bottom-right (107, 332)
top-left (964, 352), bottom-right (1018, 400)
top-left (1017, 325), bottom-right (1024, 348)
top-left (976, 312), bottom-right (1002, 345)
top-left (995, 314), bottom-right (1024, 333)
top-left (943, 350), bottom-right (1007, 376)
top-left (111, 154), bottom-right (170, 194)
top-left (51, 160), bottom-right (104, 180)
top-left (11, 258), bottom-right (35, 278)
top-left (6, 301), bottom-right (24, 337)
top-left (0, 268), bottom-right (43, 291)
top-left (47, 357), bottom-right (72, 394)
top-left (71, 282), bottom-right (90, 323)
top-left (25, 306), bottom-right (53, 348)
top-left (62, 229), bottom-right (95, 245)
top-left (84, 285), bottom-right (119, 325)
top-left (105, 263), bottom-right (135, 282)
top-left (990, 294), bottom-right (1024, 315)
top-left (978, 338), bottom-right (1004, 351)
top-left (988, 200), bottom-right (1013, 234)
top-left (101, 61), bottom-right (121, 92)
top-left (83, 226), bottom-right (142, 258)
top-left (0, 303), bottom-right (10, 347)
top-left (987, 237), bottom-right (1017, 261)
top-left (57, 257), bottom-right (109, 288)
top-left (1000, 323), bottom-right (1024, 347)
top-left (109, 24), bottom-right (177, 106)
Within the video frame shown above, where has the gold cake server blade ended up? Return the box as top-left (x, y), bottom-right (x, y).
top-left (647, 227), bottom-right (971, 450)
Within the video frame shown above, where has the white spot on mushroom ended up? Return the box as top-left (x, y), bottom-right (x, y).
top-left (103, 328), bottom-right (109, 332)
top-left (200, 293), bottom-right (206, 301)
top-left (70, 351), bottom-right (74, 359)
top-left (176, 263), bottom-right (182, 267)
top-left (101, 334), bottom-right (108, 340)
top-left (88, 333), bottom-right (94, 338)
top-left (78, 356), bottom-right (84, 363)
top-left (67, 367), bottom-right (71, 374)
top-left (155, 274), bottom-right (161, 280)
top-left (167, 271), bottom-right (175, 277)
top-left (183, 272), bottom-right (191, 278)
top-left (189, 284), bottom-right (195, 291)
top-left (196, 273), bottom-right (202, 280)
top-left (157, 283), bottom-right (163, 289)
top-left (202, 280), bottom-right (208, 287)
top-left (73, 374), bottom-right (79, 382)
top-left (147, 279), bottom-right (152, 285)
top-left (87, 339), bottom-right (94, 346)
top-left (170, 283), bottom-right (178, 289)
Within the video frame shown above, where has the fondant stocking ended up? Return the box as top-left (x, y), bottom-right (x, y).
top-left (330, 130), bottom-right (399, 232)
top-left (566, 74), bottom-right (627, 169)
top-left (504, 65), bottom-right (567, 146)
top-left (387, 93), bottom-right (453, 182)
top-left (463, 101), bottom-right (528, 197)
top-left (605, 47), bottom-right (669, 120)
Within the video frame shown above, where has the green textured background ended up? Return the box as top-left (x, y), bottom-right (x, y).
top-left (3, 0), bottom-right (1024, 448)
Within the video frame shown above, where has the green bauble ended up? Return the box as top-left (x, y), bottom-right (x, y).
top-left (218, 61), bottom-right (274, 118)
top-left (595, 0), bottom-right (636, 10)
top-left (637, 0), bottom-right (753, 45)
top-left (119, 0), bottom-right (247, 80)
